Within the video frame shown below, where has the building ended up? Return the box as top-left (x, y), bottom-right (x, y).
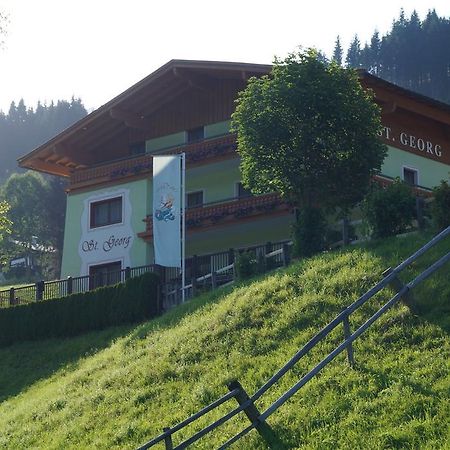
top-left (18, 60), bottom-right (450, 280)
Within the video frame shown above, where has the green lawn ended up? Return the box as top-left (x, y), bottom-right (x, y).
top-left (0, 232), bottom-right (449, 449)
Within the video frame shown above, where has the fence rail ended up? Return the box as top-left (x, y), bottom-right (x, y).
top-left (0, 265), bottom-right (156, 308)
top-left (161, 241), bottom-right (291, 309)
top-left (0, 240), bottom-right (291, 309)
top-left (137, 226), bottom-right (450, 449)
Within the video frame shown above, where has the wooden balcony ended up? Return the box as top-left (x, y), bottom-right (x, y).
top-left (138, 193), bottom-right (292, 241)
top-left (69, 134), bottom-right (238, 191)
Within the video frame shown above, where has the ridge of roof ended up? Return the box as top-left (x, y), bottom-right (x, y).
top-left (17, 59), bottom-right (272, 164)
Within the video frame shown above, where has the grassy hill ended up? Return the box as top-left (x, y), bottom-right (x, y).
top-left (0, 232), bottom-right (449, 449)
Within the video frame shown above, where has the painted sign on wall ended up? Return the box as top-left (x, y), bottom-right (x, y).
top-left (378, 126), bottom-right (443, 158)
top-left (78, 188), bottom-right (134, 276)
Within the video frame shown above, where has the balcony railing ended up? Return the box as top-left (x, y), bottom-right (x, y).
top-left (374, 174), bottom-right (433, 197)
top-left (69, 134), bottom-right (237, 189)
top-left (138, 193), bottom-right (292, 240)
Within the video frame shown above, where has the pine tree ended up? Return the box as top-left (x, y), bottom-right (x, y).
top-left (332, 36), bottom-right (343, 66)
top-left (346, 35), bottom-right (361, 68)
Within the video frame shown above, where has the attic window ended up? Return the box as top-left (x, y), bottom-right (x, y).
top-left (403, 167), bottom-right (418, 186)
top-left (187, 126), bottom-right (204, 143)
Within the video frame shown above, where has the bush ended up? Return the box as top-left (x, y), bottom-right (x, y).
top-left (292, 206), bottom-right (326, 257)
top-left (0, 272), bottom-right (160, 347)
top-left (362, 179), bottom-right (415, 238)
top-left (431, 180), bottom-right (450, 231)
top-left (235, 251), bottom-right (257, 280)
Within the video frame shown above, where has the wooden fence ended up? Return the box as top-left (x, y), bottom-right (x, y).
top-left (137, 226), bottom-right (450, 449)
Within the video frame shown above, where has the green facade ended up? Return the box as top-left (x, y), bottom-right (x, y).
top-left (61, 179), bottom-right (150, 277)
top-left (62, 122), bottom-right (450, 277)
top-left (381, 145), bottom-right (450, 188)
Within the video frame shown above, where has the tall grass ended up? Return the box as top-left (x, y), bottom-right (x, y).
top-left (0, 232), bottom-right (448, 449)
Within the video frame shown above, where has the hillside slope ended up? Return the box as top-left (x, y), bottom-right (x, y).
top-left (0, 233), bottom-right (449, 449)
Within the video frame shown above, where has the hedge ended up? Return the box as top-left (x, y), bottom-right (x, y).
top-left (0, 272), bottom-right (160, 347)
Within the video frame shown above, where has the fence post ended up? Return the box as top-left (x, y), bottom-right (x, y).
top-left (97, 271), bottom-right (103, 289)
top-left (36, 280), bottom-right (45, 301)
top-left (125, 266), bottom-right (131, 281)
top-left (416, 197), bottom-right (425, 230)
top-left (382, 267), bottom-right (416, 309)
top-left (282, 243), bottom-right (290, 267)
top-left (163, 427), bottom-right (173, 450)
top-left (192, 255), bottom-right (198, 281)
top-left (9, 287), bottom-right (15, 306)
top-left (211, 271), bottom-right (217, 289)
top-left (67, 276), bottom-right (73, 295)
top-left (228, 248), bottom-right (235, 280)
top-left (227, 380), bottom-right (280, 446)
top-left (191, 277), bottom-right (197, 297)
top-left (341, 308), bottom-right (355, 368)
top-left (342, 216), bottom-right (350, 246)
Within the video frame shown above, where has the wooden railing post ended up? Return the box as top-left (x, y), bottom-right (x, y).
top-left (67, 276), bottom-right (73, 295)
top-left (227, 380), bottom-right (280, 446)
top-left (191, 277), bottom-right (197, 297)
top-left (36, 280), bottom-right (45, 301)
top-left (192, 255), bottom-right (198, 281)
top-left (341, 308), bottom-right (355, 368)
top-left (163, 427), bottom-right (173, 450)
top-left (229, 248), bottom-right (235, 280)
top-left (382, 267), bottom-right (416, 309)
top-left (282, 243), bottom-right (290, 267)
top-left (211, 271), bottom-right (217, 289)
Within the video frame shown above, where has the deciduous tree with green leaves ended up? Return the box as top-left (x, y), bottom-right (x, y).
top-left (232, 49), bottom-right (387, 256)
top-left (0, 201), bottom-right (12, 264)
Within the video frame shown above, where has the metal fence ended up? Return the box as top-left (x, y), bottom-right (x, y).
top-left (0, 265), bottom-right (156, 308)
top-left (161, 241), bottom-right (292, 310)
top-left (137, 226), bottom-right (450, 449)
top-left (0, 240), bottom-right (291, 309)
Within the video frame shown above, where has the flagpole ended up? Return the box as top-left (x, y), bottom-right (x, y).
top-left (181, 153), bottom-right (186, 302)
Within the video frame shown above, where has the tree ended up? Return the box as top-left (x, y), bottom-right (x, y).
top-left (336, 9), bottom-right (450, 104)
top-left (346, 35), bottom-right (362, 67)
top-left (0, 201), bottom-right (12, 265)
top-left (0, 172), bottom-right (65, 278)
top-left (0, 201), bottom-right (11, 243)
top-left (332, 35), bottom-right (343, 66)
top-left (0, 97), bottom-right (87, 182)
top-left (232, 49), bottom-right (387, 255)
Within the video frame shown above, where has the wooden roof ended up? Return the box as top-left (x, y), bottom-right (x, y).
top-left (18, 61), bottom-right (450, 177)
top-left (18, 60), bottom-right (271, 177)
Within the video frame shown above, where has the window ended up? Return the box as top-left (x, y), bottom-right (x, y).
top-left (403, 167), bottom-right (418, 186)
top-left (89, 261), bottom-right (122, 289)
top-left (236, 182), bottom-right (253, 199)
top-left (187, 191), bottom-right (204, 209)
top-left (187, 126), bottom-right (204, 143)
top-left (90, 196), bottom-right (122, 228)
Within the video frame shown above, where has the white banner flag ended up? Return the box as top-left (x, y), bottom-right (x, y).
top-left (153, 155), bottom-right (182, 267)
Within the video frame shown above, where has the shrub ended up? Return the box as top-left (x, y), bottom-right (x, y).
top-left (362, 179), bottom-right (415, 238)
top-left (430, 180), bottom-right (450, 231)
top-left (0, 272), bottom-right (160, 346)
top-left (235, 251), bottom-right (257, 280)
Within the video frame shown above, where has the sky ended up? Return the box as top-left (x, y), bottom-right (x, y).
top-left (0, 0), bottom-right (449, 113)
